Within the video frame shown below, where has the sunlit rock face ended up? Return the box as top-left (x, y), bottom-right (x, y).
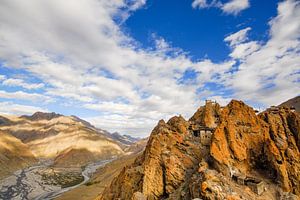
top-left (98, 99), bottom-right (300, 200)
top-left (210, 100), bottom-right (300, 195)
top-left (259, 108), bottom-right (300, 194)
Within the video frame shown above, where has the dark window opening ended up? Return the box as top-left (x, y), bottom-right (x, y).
top-left (193, 130), bottom-right (200, 137)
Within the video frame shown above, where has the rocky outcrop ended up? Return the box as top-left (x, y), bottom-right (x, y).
top-left (189, 100), bottom-right (222, 128)
top-left (98, 100), bottom-right (300, 200)
top-left (259, 108), bottom-right (300, 194)
top-left (210, 100), bottom-right (269, 174)
top-left (210, 101), bottom-right (300, 195)
top-left (100, 116), bottom-right (203, 200)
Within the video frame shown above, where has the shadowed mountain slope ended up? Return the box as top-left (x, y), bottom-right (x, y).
top-left (0, 132), bottom-right (37, 179)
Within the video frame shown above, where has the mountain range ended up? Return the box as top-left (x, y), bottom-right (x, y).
top-left (0, 112), bottom-right (140, 178)
top-left (0, 96), bottom-right (299, 200)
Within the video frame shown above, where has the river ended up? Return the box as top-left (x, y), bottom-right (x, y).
top-left (0, 159), bottom-right (113, 200)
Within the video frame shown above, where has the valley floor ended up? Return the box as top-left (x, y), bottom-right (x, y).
top-left (56, 153), bottom-right (139, 200)
top-left (0, 159), bottom-right (113, 200)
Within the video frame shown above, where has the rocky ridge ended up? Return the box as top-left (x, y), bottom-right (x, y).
top-left (279, 96), bottom-right (300, 113)
top-left (98, 99), bottom-right (300, 200)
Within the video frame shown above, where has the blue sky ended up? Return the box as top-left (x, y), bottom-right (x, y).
top-left (0, 0), bottom-right (299, 137)
top-left (124, 0), bottom-right (277, 61)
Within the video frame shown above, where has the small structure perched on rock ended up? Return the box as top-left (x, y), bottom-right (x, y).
top-left (189, 123), bottom-right (214, 146)
top-left (290, 106), bottom-right (296, 112)
top-left (199, 127), bottom-right (213, 146)
top-left (269, 106), bottom-right (279, 114)
top-left (245, 177), bottom-right (264, 195)
top-left (205, 99), bottom-right (217, 104)
top-left (232, 172), bottom-right (246, 185)
top-left (232, 172), bottom-right (264, 195)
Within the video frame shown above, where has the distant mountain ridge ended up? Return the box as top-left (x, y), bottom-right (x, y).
top-left (279, 96), bottom-right (300, 113)
top-left (21, 111), bottom-right (62, 121)
top-left (70, 115), bottom-right (140, 145)
top-left (0, 112), bottom-right (139, 171)
top-left (110, 132), bottom-right (141, 146)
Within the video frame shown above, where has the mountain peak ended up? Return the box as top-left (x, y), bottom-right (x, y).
top-left (22, 111), bottom-right (62, 121)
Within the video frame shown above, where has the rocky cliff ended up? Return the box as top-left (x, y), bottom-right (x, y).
top-left (98, 100), bottom-right (300, 200)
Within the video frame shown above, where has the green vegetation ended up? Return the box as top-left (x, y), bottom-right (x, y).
top-left (40, 171), bottom-right (84, 188)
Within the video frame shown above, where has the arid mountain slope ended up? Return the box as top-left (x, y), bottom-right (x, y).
top-left (56, 138), bottom-right (147, 200)
top-left (70, 115), bottom-right (139, 146)
top-left (99, 100), bottom-right (300, 200)
top-left (279, 96), bottom-right (300, 113)
top-left (0, 132), bottom-right (37, 179)
top-left (0, 113), bottom-right (125, 167)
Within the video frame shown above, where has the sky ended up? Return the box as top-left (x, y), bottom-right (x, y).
top-left (0, 0), bottom-right (299, 137)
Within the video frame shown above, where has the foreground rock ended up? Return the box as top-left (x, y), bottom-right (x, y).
top-left (98, 99), bottom-right (300, 200)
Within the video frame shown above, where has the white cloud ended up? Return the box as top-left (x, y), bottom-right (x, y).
top-left (2, 78), bottom-right (44, 89)
top-left (192, 0), bottom-right (212, 9)
top-left (221, 0), bottom-right (250, 15)
top-left (0, 75), bottom-right (6, 81)
top-left (0, 101), bottom-right (48, 116)
top-left (225, 0), bottom-right (300, 105)
top-left (225, 27), bottom-right (260, 59)
top-left (224, 27), bottom-right (251, 46)
top-left (229, 41), bottom-right (260, 59)
top-left (192, 0), bottom-right (249, 15)
top-left (85, 114), bottom-right (155, 138)
top-left (0, 90), bottom-right (53, 102)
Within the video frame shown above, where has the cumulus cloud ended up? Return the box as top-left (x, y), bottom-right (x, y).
top-left (0, 101), bottom-right (48, 115)
top-left (2, 78), bottom-right (44, 90)
top-left (0, 90), bottom-right (53, 102)
top-left (221, 0), bottom-right (250, 15)
top-left (224, 0), bottom-right (300, 105)
top-left (192, 0), bottom-right (249, 15)
top-left (224, 27), bottom-right (251, 46)
top-left (0, 75), bottom-right (6, 81)
top-left (192, 0), bottom-right (220, 9)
